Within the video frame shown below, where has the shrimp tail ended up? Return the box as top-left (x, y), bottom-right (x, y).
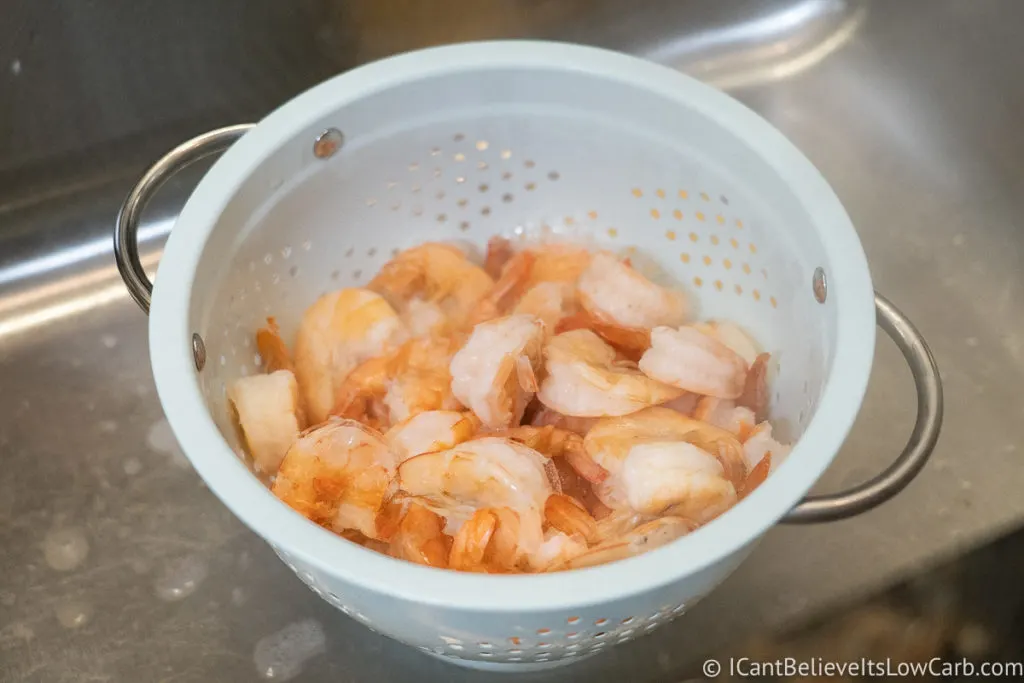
top-left (544, 494), bottom-right (599, 544)
top-left (449, 508), bottom-right (498, 572)
top-left (256, 316), bottom-right (294, 373)
top-left (738, 452), bottom-right (771, 500)
top-left (468, 251), bottom-right (536, 325)
top-left (483, 236), bottom-right (515, 279)
top-left (737, 352), bottom-right (771, 423)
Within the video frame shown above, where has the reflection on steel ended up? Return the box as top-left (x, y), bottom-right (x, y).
top-left (643, 0), bottom-right (867, 88)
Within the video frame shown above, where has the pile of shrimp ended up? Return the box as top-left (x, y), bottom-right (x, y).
top-left (228, 237), bottom-right (791, 573)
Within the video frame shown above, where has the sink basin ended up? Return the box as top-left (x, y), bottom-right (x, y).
top-left (1, 1), bottom-right (1020, 681)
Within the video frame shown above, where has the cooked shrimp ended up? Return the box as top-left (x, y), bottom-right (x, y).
top-left (536, 329), bottom-right (685, 417)
top-left (271, 418), bottom-right (397, 539)
top-left (385, 410), bottom-right (480, 462)
top-left (293, 288), bottom-right (409, 423)
top-left (400, 297), bottom-right (450, 339)
top-left (384, 337), bottom-right (464, 424)
top-left (531, 529), bottom-right (589, 571)
top-left (544, 493), bottom-right (599, 544)
top-left (553, 516), bottom-right (696, 571)
top-left (529, 405), bottom-right (599, 437)
top-left (467, 251), bottom-right (536, 325)
top-left (742, 421), bottom-right (790, 472)
top-left (398, 437), bottom-right (552, 561)
top-left (527, 242), bottom-right (593, 288)
top-left (736, 352), bottom-right (771, 422)
top-left (513, 281), bottom-right (578, 333)
top-left (256, 317), bottom-right (293, 373)
top-left (693, 396), bottom-right (756, 440)
top-left (449, 314), bottom-right (546, 428)
top-left (333, 336), bottom-right (461, 428)
top-left (555, 309), bottom-right (650, 360)
top-left (584, 407), bottom-right (746, 523)
top-left (660, 392), bottom-right (700, 417)
top-left (500, 425), bottom-right (609, 485)
top-left (228, 370), bottom-right (304, 475)
top-left (368, 243), bottom-right (494, 324)
top-left (389, 501), bottom-right (452, 568)
top-left (699, 320), bottom-right (761, 364)
top-left (577, 251), bottom-right (688, 331)
top-left (549, 456), bottom-right (612, 520)
top-left (639, 325), bottom-right (749, 399)
top-left (738, 453), bottom-right (771, 501)
top-left (483, 236), bottom-right (515, 280)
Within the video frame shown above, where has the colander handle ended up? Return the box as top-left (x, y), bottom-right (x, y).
top-left (114, 124), bottom-right (255, 314)
top-left (782, 292), bottom-right (943, 523)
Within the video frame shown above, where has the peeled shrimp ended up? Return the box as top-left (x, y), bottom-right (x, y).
top-left (271, 418), bottom-right (397, 539)
top-left (529, 405), bottom-right (599, 437)
top-left (385, 410), bottom-right (480, 462)
top-left (368, 243), bottom-right (494, 324)
top-left (526, 242), bottom-right (593, 288)
top-left (536, 329), bottom-right (685, 417)
top-left (577, 250), bottom-right (688, 333)
top-left (448, 507), bottom-right (525, 573)
top-left (293, 288), bottom-right (409, 424)
top-left (467, 250), bottom-right (536, 325)
top-left (553, 516), bottom-right (695, 571)
top-left (742, 421), bottom-right (790, 473)
top-left (255, 317), bottom-right (293, 373)
top-left (736, 352), bottom-right (771, 422)
top-left (400, 297), bottom-right (451, 339)
top-left (449, 314), bottom-right (546, 429)
top-left (693, 396), bottom-right (756, 440)
top-left (333, 336), bottom-right (461, 429)
top-left (228, 370), bottom-right (304, 475)
top-left (698, 320), bottom-right (761, 365)
top-left (544, 493), bottom-right (599, 544)
top-left (514, 282), bottom-right (578, 334)
top-left (500, 425), bottom-right (609, 485)
top-left (389, 501), bottom-right (452, 568)
top-left (483, 236), bottom-right (515, 280)
top-left (639, 325), bottom-right (749, 399)
top-left (584, 407), bottom-right (747, 523)
top-left (660, 392), bottom-right (700, 417)
top-left (397, 437), bottom-right (552, 563)
top-left (531, 529), bottom-right (589, 571)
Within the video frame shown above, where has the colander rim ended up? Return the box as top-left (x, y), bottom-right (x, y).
top-left (149, 39), bottom-right (875, 612)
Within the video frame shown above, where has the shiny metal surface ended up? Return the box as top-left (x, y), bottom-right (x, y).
top-left (114, 125), bottom-right (253, 314)
top-left (783, 293), bottom-right (944, 523)
top-left (1, 0), bottom-right (1019, 681)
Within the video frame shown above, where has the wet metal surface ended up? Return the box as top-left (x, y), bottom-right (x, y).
top-left (1, 1), bottom-right (1021, 681)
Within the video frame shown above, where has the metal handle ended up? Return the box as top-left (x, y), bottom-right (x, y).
top-left (114, 124), bottom-right (254, 314)
top-left (783, 292), bottom-right (943, 523)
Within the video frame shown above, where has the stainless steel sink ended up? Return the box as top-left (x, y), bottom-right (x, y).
top-left (2, 1), bottom-right (1021, 681)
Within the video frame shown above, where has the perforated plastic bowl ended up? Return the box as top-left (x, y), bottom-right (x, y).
top-left (115, 41), bottom-right (942, 671)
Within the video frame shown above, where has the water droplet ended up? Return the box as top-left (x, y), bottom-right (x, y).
top-left (101, 334), bottom-right (118, 349)
top-left (55, 600), bottom-right (93, 629)
top-left (254, 620), bottom-right (326, 681)
top-left (43, 527), bottom-right (89, 571)
top-left (123, 458), bottom-right (142, 476)
top-left (154, 555), bottom-right (209, 601)
top-left (232, 587), bottom-right (247, 606)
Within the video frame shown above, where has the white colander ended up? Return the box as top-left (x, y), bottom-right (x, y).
top-left (114, 41), bottom-right (942, 671)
